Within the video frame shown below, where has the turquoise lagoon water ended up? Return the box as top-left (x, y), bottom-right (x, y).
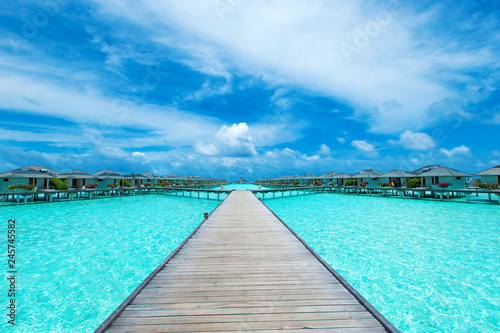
top-left (266, 194), bottom-right (500, 333)
top-left (222, 183), bottom-right (270, 191)
top-left (0, 195), bottom-right (219, 332)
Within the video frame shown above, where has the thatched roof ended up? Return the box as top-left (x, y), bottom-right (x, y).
top-left (58, 170), bottom-right (95, 179)
top-left (0, 165), bottom-right (59, 178)
top-left (414, 165), bottom-right (470, 177)
top-left (475, 164), bottom-right (500, 176)
top-left (379, 170), bottom-right (415, 178)
top-left (92, 170), bottom-right (126, 179)
top-left (350, 169), bottom-right (383, 178)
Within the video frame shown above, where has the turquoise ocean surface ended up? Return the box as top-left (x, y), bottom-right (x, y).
top-left (266, 194), bottom-right (500, 333)
top-left (1, 187), bottom-right (498, 332)
top-left (0, 195), bottom-right (219, 332)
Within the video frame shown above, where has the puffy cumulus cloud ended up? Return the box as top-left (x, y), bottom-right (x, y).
top-left (337, 137), bottom-right (346, 144)
top-left (132, 151), bottom-right (146, 158)
top-left (388, 130), bottom-right (436, 151)
top-left (318, 144), bottom-right (331, 156)
top-left (351, 140), bottom-right (375, 153)
top-left (195, 123), bottom-right (258, 157)
top-left (131, 151), bottom-right (150, 163)
top-left (440, 145), bottom-right (471, 158)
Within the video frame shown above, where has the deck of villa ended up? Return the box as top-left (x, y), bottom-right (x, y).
top-left (96, 191), bottom-right (398, 332)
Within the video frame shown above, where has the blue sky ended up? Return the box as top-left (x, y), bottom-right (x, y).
top-left (0, 0), bottom-right (499, 181)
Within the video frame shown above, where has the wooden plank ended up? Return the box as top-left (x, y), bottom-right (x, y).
top-left (98, 191), bottom-right (398, 332)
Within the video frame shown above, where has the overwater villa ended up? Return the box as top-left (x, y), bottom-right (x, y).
top-left (412, 165), bottom-right (471, 190)
top-left (349, 169), bottom-right (383, 187)
top-left (58, 170), bottom-right (96, 189)
top-left (141, 172), bottom-right (164, 185)
top-left (124, 173), bottom-right (147, 187)
top-left (475, 164), bottom-right (500, 184)
top-left (258, 164), bottom-right (480, 191)
top-left (319, 171), bottom-right (339, 185)
top-left (0, 165), bottom-right (59, 191)
top-left (92, 170), bottom-right (126, 189)
top-left (331, 172), bottom-right (352, 186)
top-left (379, 170), bottom-right (415, 187)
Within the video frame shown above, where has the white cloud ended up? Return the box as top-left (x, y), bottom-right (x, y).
top-left (132, 151), bottom-right (146, 158)
top-left (440, 145), bottom-right (471, 158)
top-left (195, 123), bottom-right (258, 157)
top-left (92, 0), bottom-right (499, 133)
top-left (388, 130), bottom-right (436, 151)
top-left (318, 144), bottom-right (331, 156)
top-left (337, 137), bottom-right (346, 144)
top-left (351, 140), bottom-right (375, 153)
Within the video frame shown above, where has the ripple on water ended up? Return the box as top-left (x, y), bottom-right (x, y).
top-left (0, 195), bottom-right (219, 333)
top-left (266, 194), bottom-right (500, 333)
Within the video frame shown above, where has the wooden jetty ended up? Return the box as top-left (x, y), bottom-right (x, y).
top-left (0, 187), bottom-right (231, 205)
top-left (96, 191), bottom-right (398, 332)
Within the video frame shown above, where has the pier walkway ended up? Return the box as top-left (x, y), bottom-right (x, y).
top-left (97, 191), bottom-right (397, 332)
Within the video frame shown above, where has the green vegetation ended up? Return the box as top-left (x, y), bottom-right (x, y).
top-left (182, 180), bottom-right (189, 186)
top-left (143, 182), bottom-right (152, 187)
top-left (85, 183), bottom-right (98, 189)
top-left (406, 178), bottom-right (421, 188)
top-left (378, 182), bottom-right (390, 187)
top-left (7, 183), bottom-right (37, 191)
top-left (479, 183), bottom-right (499, 190)
top-left (106, 183), bottom-right (119, 188)
top-left (345, 179), bottom-right (355, 186)
top-left (122, 180), bottom-right (132, 187)
top-left (49, 178), bottom-right (67, 191)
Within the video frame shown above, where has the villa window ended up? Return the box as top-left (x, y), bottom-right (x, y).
top-left (456, 177), bottom-right (461, 180)
top-left (3, 178), bottom-right (7, 182)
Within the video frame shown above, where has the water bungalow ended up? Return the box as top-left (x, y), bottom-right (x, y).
top-left (412, 165), bottom-right (470, 190)
top-left (331, 172), bottom-right (351, 186)
top-left (92, 170), bottom-right (126, 189)
top-left (58, 170), bottom-right (96, 189)
top-left (141, 172), bottom-right (163, 185)
top-left (349, 169), bottom-right (383, 187)
top-left (319, 171), bottom-right (339, 186)
top-left (475, 164), bottom-right (500, 184)
top-left (124, 173), bottom-right (147, 187)
top-left (0, 165), bottom-right (59, 191)
top-left (303, 173), bottom-right (319, 186)
top-left (378, 170), bottom-right (415, 187)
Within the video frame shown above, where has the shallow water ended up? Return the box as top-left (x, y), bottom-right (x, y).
top-left (266, 194), bottom-right (500, 333)
top-left (221, 183), bottom-right (271, 191)
top-left (0, 195), bottom-right (219, 332)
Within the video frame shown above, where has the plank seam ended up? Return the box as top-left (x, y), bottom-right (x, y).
top-left (256, 193), bottom-right (400, 333)
top-left (94, 196), bottom-right (228, 333)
